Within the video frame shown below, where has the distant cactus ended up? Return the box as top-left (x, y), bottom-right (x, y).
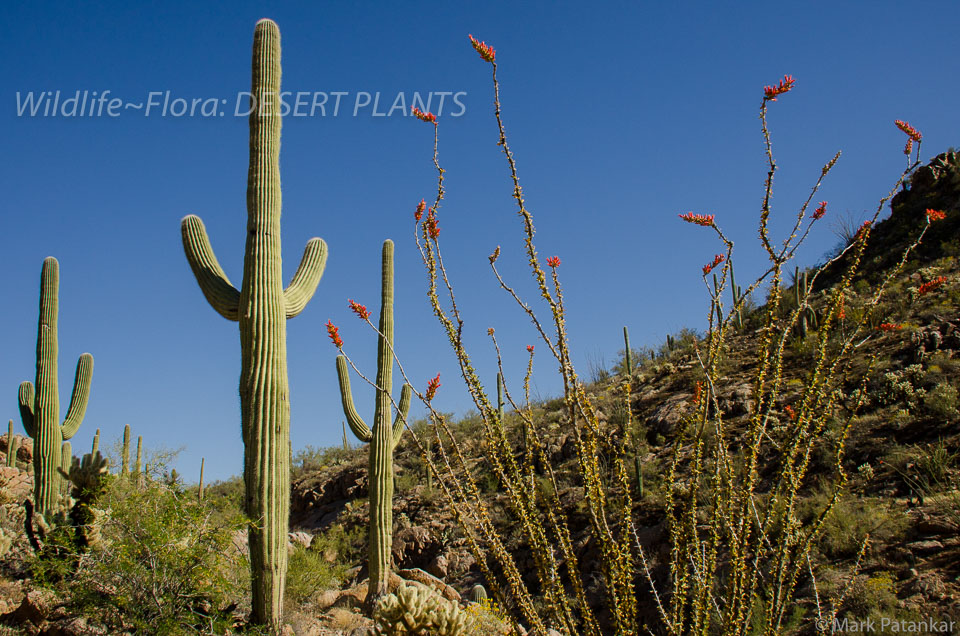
top-left (134, 436), bottom-right (142, 476)
top-left (469, 583), bottom-right (488, 603)
top-left (121, 424), bottom-right (131, 476)
top-left (179, 19), bottom-right (328, 629)
top-left (198, 457), bottom-right (205, 501)
top-left (336, 239), bottom-right (413, 606)
top-left (6, 421), bottom-right (17, 468)
top-left (18, 257), bottom-right (94, 516)
top-left (342, 421), bottom-right (351, 451)
top-left (91, 428), bottom-right (99, 456)
top-left (623, 326), bottom-right (633, 375)
top-left (373, 582), bottom-right (468, 635)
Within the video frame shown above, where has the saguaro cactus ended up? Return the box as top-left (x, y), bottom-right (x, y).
top-left (121, 424), bottom-right (131, 476)
top-left (91, 428), bottom-right (99, 456)
top-left (180, 19), bottom-right (328, 630)
top-left (336, 239), bottom-right (412, 606)
top-left (18, 257), bottom-right (93, 516)
top-left (198, 457), bottom-right (205, 501)
top-left (6, 421), bottom-right (17, 468)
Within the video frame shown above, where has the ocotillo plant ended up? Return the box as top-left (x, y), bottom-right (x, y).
top-left (336, 239), bottom-right (412, 606)
top-left (121, 424), bottom-right (131, 476)
top-left (18, 257), bottom-right (93, 516)
top-left (180, 19), bottom-right (327, 629)
top-left (6, 421), bottom-right (17, 468)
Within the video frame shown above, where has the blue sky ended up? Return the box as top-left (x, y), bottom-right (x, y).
top-left (2, 1), bottom-right (957, 482)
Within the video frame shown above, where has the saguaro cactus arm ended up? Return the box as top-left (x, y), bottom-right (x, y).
top-left (61, 353), bottom-right (93, 440)
top-left (181, 215), bottom-right (241, 321)
top-left (336, 356), bottom-right (373, 443)
top-left (284, 238), bottom-right (328, 318)
top-left (391, 384), bottom-right (413, 447)
top-left (18, 382), bottom-right (35, 438)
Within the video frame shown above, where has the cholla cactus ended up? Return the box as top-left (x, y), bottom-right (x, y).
top-left (61, 451), bottom-right (110, 551)
top-left (373, 583), bottom-right (469, 635)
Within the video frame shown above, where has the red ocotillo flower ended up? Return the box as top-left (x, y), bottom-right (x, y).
top-left (813, 201), bottom-right (827, 220)
top-left (854, 220), bottom-right (872, 240)
top-left (702, 254), bottom-right (725, 276)
top-left (763, 74), bottom-right (796, 101)
top-left (926, 209), bottom-right (946, 222)
top-left (526, 345), bottom-right (535, 353)
top-left (487, 327), bottom-right (495, 336)
top-left (904, 138), bottom-right (914, 156)
top-left (412, 106), bottom-right (437, 124)
top-left (415, 199), bottom-right (426, 222)
top-left (678, 212), bottom-right (715, 227)
top-left (784, 405), bottom-right (797, 421)
top-left (837, 296), bottom-right (846, 320)
top-left (546, 256), bottom-right (561, 268)
top-left (325, 320), bottom-right (343, 348)
top-left (918, 276), bottom-right (947, 295)
top-left (425, 208), bottom-right (440, 239)
top-left (348, 299), bottom-right (370, 321)
top-left (692, 381), bottom-right (703, 405)
top-left (425, 373), bottom-right (441, 401)
top-left (877, 323), bottom-right (903, 332)
top-left (894, 119), bottom-right (922, 142)
top-left (468, 34), bottom-right (496, 63)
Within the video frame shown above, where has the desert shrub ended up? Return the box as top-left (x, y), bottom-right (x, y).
top-left (809, 493), bottom-right (909, 559)
top-left (70, 478), bottom-right (248, 634)
top-left (842, 572), bottom-right (898, 620)
top-left (285, 540), bottom-right (347, 606)
top-left (875, 364), bottom-right (927, 410)
top-left (923, 382), bottom-right (958, 419)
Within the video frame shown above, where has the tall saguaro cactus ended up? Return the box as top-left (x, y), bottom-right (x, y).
top-left (180, 19), bottom-right (328, 630)
top-left (336, 239), bottom-right (412, 606)
top-left (18, 257), bottom-right (93, 516)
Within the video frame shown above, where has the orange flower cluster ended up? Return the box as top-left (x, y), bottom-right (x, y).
top-left (855, 220), bottom-right (872, 240)
top-left (692, 381), bottom-right (702, 404)
top-left (894, 119), bottom-right (922, 142)
top-left (895, 120), bottom-right (922, 156)
top-left (425, 373), bottom-right (441, 401)
top-left (487, 327), bottom-right (495, 336)
top-left (678, 212), bottom-right (715, 226)
top-left (702, 253), bottom-right (725, 276)
top-left (425, 208), bottom-right (440, 239)
top-left (926, 208), bottom-right (946, 222)
top-left (468, 34), bottom-right (496, 63)
top-left (325, 320), bottom-right (343, 348)
top-left (813, 201), bottom-right (827, 220)
top-left (918, 276), bottom-right (947, 295)
top-left (546, 256), bottom-right (561, 268)
top-left (877, 323), bottom-right (903, 332)
top-left (526, 345), bottom-right (535, 353)
top-left (348, 299), bottom-right (370, 321)
top-left (415, 199), bottom-right (426, 221)
top-left (763, 74), bottom-right (795, 101)
top-left (784, 405), bottom-right (797, 421)
top-left (411, 106), bottom-right (437, 124)
top-left (837, 296), bottom-right (846, 320)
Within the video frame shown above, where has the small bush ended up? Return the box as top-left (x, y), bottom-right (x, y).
top-left (923, 382), bottom-right (958, 420)
top-left (69, 478), bottom-right (248, 634)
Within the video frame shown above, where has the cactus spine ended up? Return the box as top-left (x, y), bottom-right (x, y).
top-left (121, 424), bottom-right (131, 476)
top-left (6, 421), bottom-right (17, 468)
top-left (180, 19), bottom-right (328, 629)
top-left (18, 257), bottom-right (93, 516)
top-left (336, 239), bottom-right (412, 606)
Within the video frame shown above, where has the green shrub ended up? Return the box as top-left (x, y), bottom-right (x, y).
top-left (69, 478), bottom-right (248, 634)
top-left (285, 542), bottom-right (347, 606)
top-left (923, 382), bottom-right (958, 420)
